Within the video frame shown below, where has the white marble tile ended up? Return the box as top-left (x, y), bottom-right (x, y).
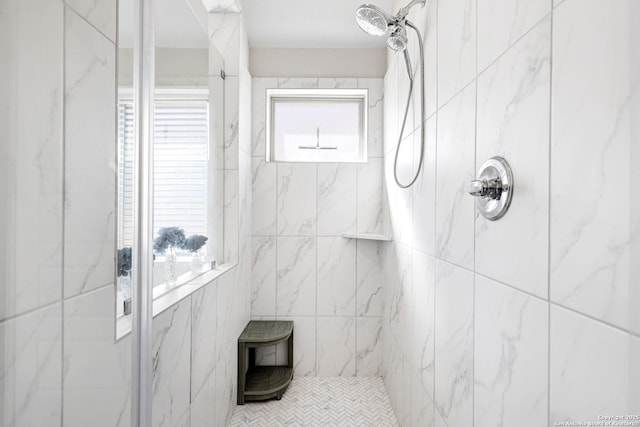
top-left (208, 13), bottom-right (241, 76)
top-left (0, 0), bottom-right (63, 320)
top-left (224, 169), bottom-right (239, 262)
top-left (214, 346), bottom-right (236, 427)
top-left (251, 236), bottom-right (276, 316)
top-left (437, 0), bottom-right (476, 106)
top-left (239, 69), bottom-right (252, 155)
top-left (386, 243), bottom-right (414, 356)
top-left (318, 77), bottom-right (358, 89)
top-left (411, 250), bottom-right (435, 397)
top-left (251, 78), bottom-right (278, 156)
top-left (477, 0), bottom-right (550, 71)
top-left (356, 317), bottom-right (383, 377)
top-left (357, 158), bottom-right (385, 235)
top-left (317, 317), bottom-right (356, 377)
top-left (474, 275), bottom-right (548, 427)
top-left (411, 374), bottom-right (435, 427)
top-left (209, 74), bottom-right (225, 171)
top-left (214, 272), bottom-right (234, 364)
top-left (277, 316), bottom-right (316, 377)
top-left (356, 240), bottom-right (385, 317)
top-left (434, 260), bottom-right (473, 427)
top-left (190, 370), bottom-right (216, 427)
top-left (550, 306), bottom-right (639, 423)
top-left (633, 0), bottom-right (640, 337)
top-left (152, 301), bottom-right (191, 427)
top-left (384, 57), bottom-right (400, 157)
top-left (476, 16), bottom-right (551, 299)
top-left (317, 237), bottom-right (356, 316)
top-left (63, 286), bottom-right (131, 427)
top-left (435, 83), bottom-right (475, 270)
top-left (224, 76), bottom-right (239, 170)
top-left (65, 0), bottom-right (116, 42)
top-left (276, 236), bottom-right (316, 316)
top-left (384, 344), bottom-right (412, 426)
top-left (191, 283), bottom-right (218, 399)
top-left (391, 144), bottom-right (415, 247)
top-left (317, 164), bottom-right (357, 236)
top-left (64, 8), bottom-right (116, 298)
top-left (405, 0), bottom-right (438, 123)
top-left (412, 115), bottom-right (437, 256)
top-left (358, 78), bottom-right (385, 158)
top-left (251, 157), bottom-right (276, 236)
top-left (277, 163), bottom-right (317, 236)
top-left (277, 77), bottom-right (319, 89)
top-left (550, 0), bottom-right (632, 329)
top-left (0, 304), bottom-right (62, 427)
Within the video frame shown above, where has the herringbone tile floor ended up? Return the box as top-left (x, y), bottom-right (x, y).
top-left (229, 377), bottom-right (399, 427)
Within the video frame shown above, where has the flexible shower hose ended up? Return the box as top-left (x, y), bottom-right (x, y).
top-left (393, 21), bottom-right (425, 189)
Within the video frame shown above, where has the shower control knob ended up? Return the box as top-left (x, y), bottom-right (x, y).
top-left (468, 157), bottom-right (514, 221)
top-left (467, 178), bottom-right (503, 200)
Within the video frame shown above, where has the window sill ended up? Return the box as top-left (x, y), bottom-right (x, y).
top-left (116, 262), bottom-right (236, 340)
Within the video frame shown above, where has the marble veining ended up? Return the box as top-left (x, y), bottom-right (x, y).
top-left (317, 317), bottom-right (356, 376)
top-left (475, 15), bottom-right (551, 299)
top-left (435, 83), bottom-right (476, 270)
top-left (474, 275), bottom-right (548, 427)
top-left (317, 237), bottom-right (356, 316)
top-left (434, 261), bottom-right (473, 427)
top-left (276, 237), bottom-right (316, 316)
top-left (152, 302), bottom-right (191, 427)
top-left (550, 0), bottom-right (631, 330)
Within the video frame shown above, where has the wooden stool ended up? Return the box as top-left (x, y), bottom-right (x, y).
top-left (237, 320), bottom-right (294, 405)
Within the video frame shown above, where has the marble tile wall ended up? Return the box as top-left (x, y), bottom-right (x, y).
top-left (1, 2), bottom-right (253, 426)
top-left (251, 77), bottom-right (386, 377)
top-left (382, 0), bottom-right (639, 425)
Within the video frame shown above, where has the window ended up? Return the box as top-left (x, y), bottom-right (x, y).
top-left (266, 89), bottom-right (368, 163)
top-left (118, 88), bottom-right (211, 287)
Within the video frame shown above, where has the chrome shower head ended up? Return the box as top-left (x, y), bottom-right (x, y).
top-left (387, 26), bottom-right (408, 51)
top-left (355, 4), bottom-right (393, 36)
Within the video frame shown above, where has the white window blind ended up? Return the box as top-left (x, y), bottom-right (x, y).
top-left (117, 95), bottom-right (209, 249)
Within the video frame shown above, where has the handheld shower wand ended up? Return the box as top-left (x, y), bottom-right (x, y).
top-left (355, 0), bottom-right (427, 188)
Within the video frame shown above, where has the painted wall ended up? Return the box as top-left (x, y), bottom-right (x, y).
top-left (381, 0), bottom-right (640, 425)
top-left (0, 1), bottom-right (252, 426)
top-left (250, 77), bottom-right (386, 377)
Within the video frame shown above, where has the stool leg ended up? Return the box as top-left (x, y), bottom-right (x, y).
top-left (288, 329), bottom-right (294, 370)
top-left (237, 342), bottom-right (246, 405)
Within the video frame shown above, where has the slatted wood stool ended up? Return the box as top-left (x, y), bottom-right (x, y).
top-left (237, 320), bottom-right (294, 405)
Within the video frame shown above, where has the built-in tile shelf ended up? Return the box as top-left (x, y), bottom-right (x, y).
top-left (341, 233), bottom-right (393, 242)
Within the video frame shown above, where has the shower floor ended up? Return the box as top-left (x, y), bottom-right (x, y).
top-left (228, 377), bottom-right (399, 427)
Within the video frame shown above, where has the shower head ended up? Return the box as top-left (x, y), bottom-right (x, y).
top-left (355, 4), bottom-right (393, 36)
top-left (387, 26), bottom-right (408, 52)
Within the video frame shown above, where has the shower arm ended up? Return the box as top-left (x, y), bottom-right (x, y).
top-left (393, 20), bottom-right (426, 188)
top-left (395, 0), bottom-right (427, 21)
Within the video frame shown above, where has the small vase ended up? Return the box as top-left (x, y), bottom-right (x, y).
top-left (119, 274), bottom-right (132, 299)
top-left (164, 247), bottom-right (178, 286)
top-left (190, 251), bottom-right (204, 272)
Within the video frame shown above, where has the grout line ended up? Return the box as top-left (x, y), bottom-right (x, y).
top-left (476, 10), bottom-right (553, 78)
top-left (61, 4), bottom-right (67, 425)
top-left (472, 0), bottom-right (478, 423)
top-left (65, 3), bottom-right (116, 46)
top-left (548, 2), bottom-right (554, 425)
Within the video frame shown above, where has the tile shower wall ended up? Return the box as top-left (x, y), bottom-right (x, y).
top-left (250, 77), bottom-right (386, 377)
top-left (1, 2), bottom-right (252, 426)
top-left (382, 0), bottom-right (640, 426)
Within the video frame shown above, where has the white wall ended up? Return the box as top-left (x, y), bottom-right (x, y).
top-left (250, 48), bottom-right (387, 78)
top-left (382, 0), bottom-right (640, 426)
top-left (250, 77), bottom-right (386, 377)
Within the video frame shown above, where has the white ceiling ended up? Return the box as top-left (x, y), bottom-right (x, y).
top-left (241, 0), bottom-right (395, 48)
